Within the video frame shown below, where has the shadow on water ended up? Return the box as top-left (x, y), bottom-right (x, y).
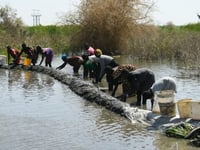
top-left (0, 55), bottom-right (200, 150)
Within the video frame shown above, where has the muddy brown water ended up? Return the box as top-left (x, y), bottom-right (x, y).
top-left (0, 55), bottom-right (200, 150)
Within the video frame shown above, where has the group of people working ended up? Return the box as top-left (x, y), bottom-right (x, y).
top-left (7, 43), bottom-right (53, 67)
top-left (56, 44), bottom-right (119, 85)
top-left (7, 43), bottom-right (177, 109)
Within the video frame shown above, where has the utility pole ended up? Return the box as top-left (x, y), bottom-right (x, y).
top-left (31, 10), bottom-right (41, 26)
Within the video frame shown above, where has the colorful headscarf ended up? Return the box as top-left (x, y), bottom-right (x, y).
top-left (95, 49), bottom-right (102, 57)
top-left (61, 54), bottom-right (68, 61)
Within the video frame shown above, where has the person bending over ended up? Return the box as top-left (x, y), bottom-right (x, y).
top-left (7, 46), bottom-right (21, 65)
top-left (36, 46), bottom-right (54, 67)
top-left (104, 64), bottom-right (136, 93)
top-left (56, 54), bottom-right (84, 74)
top-left (119, 68), bottom-right (155, 106)
top-left (17, 43), bottom-right (36, 65)
top-left (94, 49), bottom-right (119, 83)
top-left (143, 76), bottom-right (177, 109)
top-left (82, 54), bottom-right (96, 79)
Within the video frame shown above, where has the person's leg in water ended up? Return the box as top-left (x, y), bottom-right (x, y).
top-left (83, 67), bottom-right (89, 79)
top-left (45, 55), bottom-right (53, 67)
top-left (95, 63), bottom-right (101, 83)
top-left (73, 66), bottom-right (80, 74)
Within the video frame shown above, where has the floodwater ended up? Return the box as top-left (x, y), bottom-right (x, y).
top-left (0, 55), bottom-right (200, 150)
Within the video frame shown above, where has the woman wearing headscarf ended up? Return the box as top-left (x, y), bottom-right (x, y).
top-left (93, 49), bottom-right (119, 83)
top-left (84, 43), bottom-right (95, 56)
top-left (143, 76), bottom-right (177, 109)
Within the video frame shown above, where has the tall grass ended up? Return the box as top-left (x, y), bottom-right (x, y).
top-left (1, 23), bottom-right (200, 69)
top-left (0, 25), bottom-right (80, 55)
top-left (127, 23), bottom-right (200, 68)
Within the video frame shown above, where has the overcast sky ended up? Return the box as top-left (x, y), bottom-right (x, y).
top-left (1, 0), bottom-right (200, 26)
top-left (153, 0), bottom-right (200, 25)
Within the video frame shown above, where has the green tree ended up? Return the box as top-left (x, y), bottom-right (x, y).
top-left (0, 5), bottom-right (23, 34)
top-left (0, 5), bottom-right (23, 50)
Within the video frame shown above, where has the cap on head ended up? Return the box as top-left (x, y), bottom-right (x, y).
top-left (95, 49), bottom-right (102, 57)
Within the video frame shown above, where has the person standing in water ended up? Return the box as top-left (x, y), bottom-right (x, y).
top-left (143, 76), bottom-right (177, 109)
top-left (56, 54), bottom-right (84, 74)
top-left (17, 43), bottom-right (36, 65)
top-left (94, 49), bottom-right (119, 83)
top-left (36, 46), bottom-right (54, 67)
top-left (7, 46), bottom-right (21, 65)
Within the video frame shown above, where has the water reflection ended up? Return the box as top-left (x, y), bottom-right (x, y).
top-left (8, 70), bottom-right (22, 86)
top-left (0, 57), bottom-right (200, 149)
top-left (6, 70), bottom-right (55, 103)
top-left (7, 70), bottom-right (54, 89)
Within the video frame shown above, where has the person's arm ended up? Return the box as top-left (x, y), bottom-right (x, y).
top-left (39, 53), bottom-right (45, 65)
top-left (112, 83), bottom-right (119, 96)
top-left (14, 49), bottom-right (24, 64)
top-left (7, 50), bottom-right (10, 64)
top-left (56, 62), bottom-right (67, 70)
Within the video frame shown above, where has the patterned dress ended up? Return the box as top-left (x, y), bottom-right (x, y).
top-left (113, 64), bottom-right (136, 82)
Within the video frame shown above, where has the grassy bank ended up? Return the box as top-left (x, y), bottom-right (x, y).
top-left (0, 25), bottom-right (80, 56)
